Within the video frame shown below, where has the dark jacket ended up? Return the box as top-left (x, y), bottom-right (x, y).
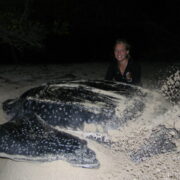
top-left (105, 58), bottom-right (141, 85)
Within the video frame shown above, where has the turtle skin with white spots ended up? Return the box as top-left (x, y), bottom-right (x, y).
top-left (1, 80), bottom-right (178, 167)
top-left (1, 80), bottom-right (143, 168)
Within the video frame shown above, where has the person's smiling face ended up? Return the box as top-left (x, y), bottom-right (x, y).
top-left (114, 43), bottom-right (129, 62)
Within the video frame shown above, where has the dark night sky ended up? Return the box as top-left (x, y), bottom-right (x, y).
top-left (0, 0), bottom-right (180, 64)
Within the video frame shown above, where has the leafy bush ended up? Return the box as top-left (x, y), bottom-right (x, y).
top-left (0, 11), bottom-right (46, 51)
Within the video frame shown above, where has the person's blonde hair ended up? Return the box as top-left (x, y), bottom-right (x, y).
top-left (114, 39), bottom-right (131, 59)
top-left (114, 39), bottom-right (131, 51)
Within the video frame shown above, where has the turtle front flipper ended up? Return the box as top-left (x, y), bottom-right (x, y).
top-left (0, 113), bottom-right (99, 168)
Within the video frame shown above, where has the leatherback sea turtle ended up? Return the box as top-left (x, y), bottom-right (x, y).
top-left (0, 80), bottom-right (179, 168)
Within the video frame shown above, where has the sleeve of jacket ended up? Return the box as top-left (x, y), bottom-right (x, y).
top-left (105, 62), bottom-right (115, 81)
top-left (132, 62), bottom-right (141, 85)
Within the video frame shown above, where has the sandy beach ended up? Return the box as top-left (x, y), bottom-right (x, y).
top-left (0, 62), bottom-right (179, 180)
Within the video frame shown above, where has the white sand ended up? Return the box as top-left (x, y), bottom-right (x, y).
top-left (0, 62), bottom-right (179, 180)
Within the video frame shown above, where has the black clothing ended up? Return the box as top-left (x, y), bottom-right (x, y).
top-left (105, 58), bottom-right (141, 85)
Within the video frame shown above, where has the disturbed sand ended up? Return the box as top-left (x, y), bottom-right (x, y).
top-left (0, 62), bottom-right (179, 180)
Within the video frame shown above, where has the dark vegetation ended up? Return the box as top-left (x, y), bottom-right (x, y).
top-left (0, 0), bottom-right (180, 64)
